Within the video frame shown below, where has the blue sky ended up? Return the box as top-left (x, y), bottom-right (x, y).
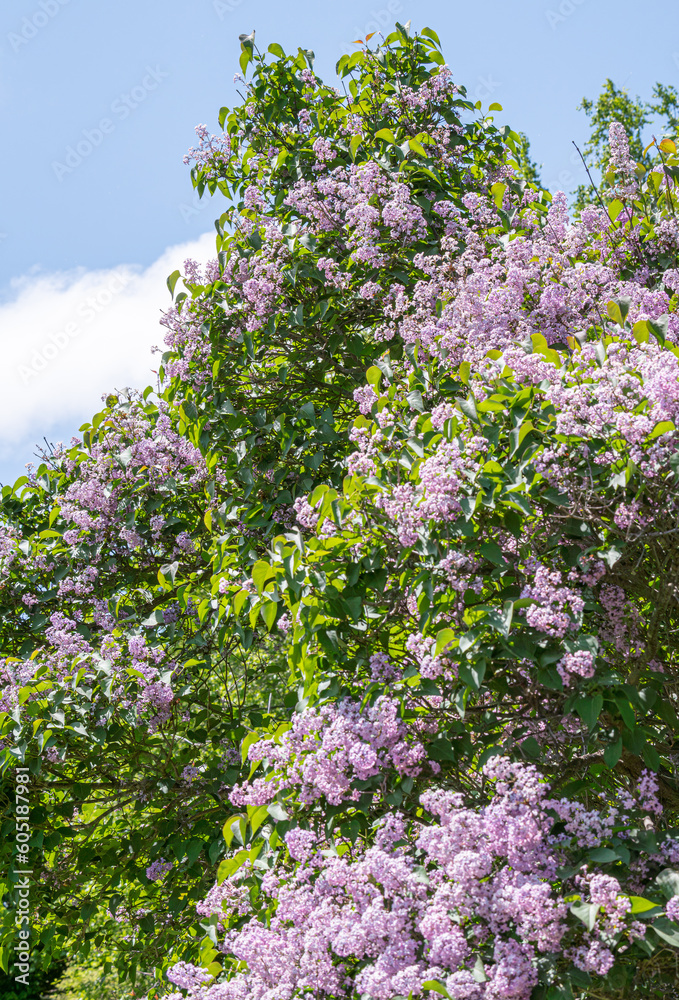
top-left (0, 0), bottom-right (678, 484)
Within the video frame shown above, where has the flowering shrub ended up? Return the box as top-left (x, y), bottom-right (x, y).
top-left (2, 22), bottom-right (679, 1000)
top-left (167, 761), bottom-right (675, 1000)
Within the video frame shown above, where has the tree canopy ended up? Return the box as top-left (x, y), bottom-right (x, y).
top-left (3, 23), bottom-right (679, 1000)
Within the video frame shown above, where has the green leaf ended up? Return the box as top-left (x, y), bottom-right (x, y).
top-left (575, 693), bottom-right (603, 730)
top-left (606, 296), bottom-right (630, 325)
top-left (458, 628), bottom-right (481, 653)
top-left (375, 127), bottom-right (396, 144)
top-left (435, 628), bottom-right (456, 656)
top-left (480, 540), bottom-right (508, 567)
top-left (260, 600), bottom-right (278, 631)
top-left (186, 837), bottom-right (204, 866)
top-left (490, 182), bottom-right (506, 208)
top-left (649, 420), bottom-right (674, 439)
top-left (648, 314), bottom-right (669, 343)
top-left (341, 595), bottom-right (363, 621)
top-left (166, 269), bottom-right (181, 297)
top-left (248, 804), bottom-right (270, 835)
top-left (459, 659), bottom-right (486, 690)
top-left (422, 981), bottom-right (451, 999)
top-left (588, 847), bottom-right (617, 863)
top-left (629, 896), bottom-right (660, 914)
top-left (407, 389), bottom-right (424, 412)
top-left (252, 560), bottom-right (274, 594)
top-left (472, 955), bottom-right (488, 983)
top-left (546, 985), bottom-right (574, 1000)
top-left (603, 737), bottom-right (622, 768)
top-left (239, 49), bottom-right (251, 77)
top-left (428, 738), bottom-right (455, 762)
top-left (420, 27), bottom-right (441, 45)
top-left (241, 731), bottom-right (261, 764)
top-left (541, 487), bottom-right (569, 506)
top-left (408, 139), bottom-right (428, 157)
top-left (160, 561), bottom-right (179, 585)
top-left (222, 815), bottom-right (243, 847)
top-left (268, 42), bottom-right (285, 57)
top-left (608, 199), bottom-right (624, 221)
top-left (642, 743), bottom-right (661, 771)
top-left (570, 900), bottom-right (600, 931)
top-left (530, 332), bottom-right (561, 365)
top-left (614, 693), bottom-right (636, 730)
top-left (653, 917), bottom-right (679, 946)
top-left (655, 868), bottom-right (679, 900)
top-left (216, 849), bottom-right (248, 884)
top-left (484, 600), bottom-right (513, 637)
top-left (233, 589), bottom-right (249, 616)
top-left (267, 801), bottom-right (289, 821)
top-left (632, 319), bottom-right (650, 343)
top-left (181, 400), bottom-right (198, 422)
top-left (458, 395), bottom-right (478, 422)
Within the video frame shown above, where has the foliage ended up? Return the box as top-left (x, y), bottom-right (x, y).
top-left (0, 958), bottom-right (65, 999)
top-left (512, 131), bottom-right (542, 187)
top-left (574, 77), bottom-right (679, 210)
top-left (51, 959), bottom-right (152, 1000)
top-left (2, 21), bottom-right (679, 1000)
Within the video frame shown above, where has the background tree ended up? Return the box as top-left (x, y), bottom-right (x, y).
top-left (574, 77), bottom-right (679, 209)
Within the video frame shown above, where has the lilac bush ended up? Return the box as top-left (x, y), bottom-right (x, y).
top-left (2, 22), bottom-right (679, 1000)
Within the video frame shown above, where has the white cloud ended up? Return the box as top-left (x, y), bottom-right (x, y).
top-left (0, 232), bottom-right (215, 483)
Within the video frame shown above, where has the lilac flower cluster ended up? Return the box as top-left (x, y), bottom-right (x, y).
top-left (172, 760), bottom-right (670, 1000)
top-left (608, 121), bottom-right (638, 198)
top-left (230, 697), bottom-right (429, 809)
top-left (146, 858), bottom-right (173, 881)
top-left (0, 522), bottom-right (18, 583)
top-left (520, 561), bottom-right (585, 638)
top-left (373, 437), bottom-right (487, 546)
top-left (183, 123), bottom-right (233, 176)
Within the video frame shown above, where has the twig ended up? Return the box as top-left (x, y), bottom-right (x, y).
top-left (652, 134), bottom-right (677, 219)
top-left (572, 141), bottom-right (608, 213)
